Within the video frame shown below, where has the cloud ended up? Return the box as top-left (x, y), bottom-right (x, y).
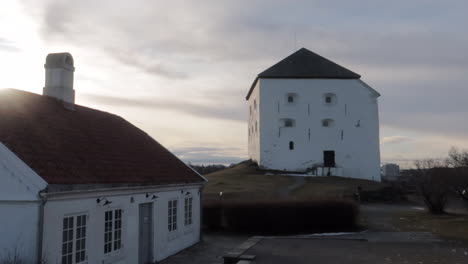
top-left (16, 0), bottom-right (468, 163)
top-left (81, 93), bottom-right (245, 122)
top-left (171, 146), bottom-right (246, 165)
top-left (0, 38), bottom-right (20, 52)
top-left (381, 136), bottom-right (412, 145)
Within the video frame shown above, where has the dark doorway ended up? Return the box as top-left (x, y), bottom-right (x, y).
top-left (323, 151), bottom-right (335, 167)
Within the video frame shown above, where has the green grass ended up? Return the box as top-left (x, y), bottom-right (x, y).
top-left (393, 210), bottom-right (468, 242)
top-left (203, 161), bottom-right (385, 201)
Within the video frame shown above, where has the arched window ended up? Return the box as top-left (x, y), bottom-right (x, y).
top-left (289, 141), bottom-right (294, 150)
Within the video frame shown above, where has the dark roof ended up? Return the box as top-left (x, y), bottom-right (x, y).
top-left (246, 48), bottom-right (361, 100)
top-left (0, 89), bottom-right (205, 186)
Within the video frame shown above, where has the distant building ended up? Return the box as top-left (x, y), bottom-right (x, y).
top-left (381, 163), bottom-right (401, 182)
top-left (0, 53), bottom-right (206, 264)
top-left (246, 48), bottom-right (381, 181)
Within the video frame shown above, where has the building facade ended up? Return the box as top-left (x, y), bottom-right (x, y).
top-left (247, 48), bottom-right (381, 181)
top-left (381, 163), bottom-right (401, 182)
top-left (0, 53), bottom-right (206, 264)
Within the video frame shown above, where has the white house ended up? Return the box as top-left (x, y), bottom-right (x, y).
top-left (0, 53), bottom-right (206, 264)
top-left (246, 48), bottom-right (381, 181)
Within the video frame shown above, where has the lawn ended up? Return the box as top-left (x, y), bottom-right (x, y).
top-left (203, 161), bottom-right (386, 201)
top-left (393, 210), bottom-right (468, 242)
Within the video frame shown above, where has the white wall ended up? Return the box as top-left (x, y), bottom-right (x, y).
top-left (0, 143), bottom-right (47, 263)
top-left (247, 82), bottom-right (261, 163)
top-left (42, 185), bottom-right (202, 264)
top-left (251, 78), bottom-right (381, 181)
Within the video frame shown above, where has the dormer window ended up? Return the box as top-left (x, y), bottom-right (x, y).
top-left (325, 96), bottom-right (332, 103)
top-left (287, 96), bottom-right (294, 103)
top-left (322, 119), bottom-right (334, 127)
top-left (285, 120), bottom-right (293, 127)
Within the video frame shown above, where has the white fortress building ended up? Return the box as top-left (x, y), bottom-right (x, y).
top-left (246, 48), bottom-right (381, 181)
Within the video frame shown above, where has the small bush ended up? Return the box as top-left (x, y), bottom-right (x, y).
top-left (203, 199), bottom-right (358, 235)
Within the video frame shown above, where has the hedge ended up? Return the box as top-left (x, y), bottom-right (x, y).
top-left (203, 199), bottom-right (358, 235)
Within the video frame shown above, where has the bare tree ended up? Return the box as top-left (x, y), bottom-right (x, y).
top-left (413, 159), bottom-right (450, 214)
top-left (446, 147), bottom-right (468, 206)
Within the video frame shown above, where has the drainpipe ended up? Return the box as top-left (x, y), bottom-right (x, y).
top-left (199, 186), bottom-right (204, 242)
top-left (37, 189), bottom-right (47, 263)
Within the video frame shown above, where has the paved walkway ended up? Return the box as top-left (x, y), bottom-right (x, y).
top-left (161, 203), bottom-right (468, 264)
top-left (246, 238), bottom-right (468, 264)
top-left (160, 232), bottom-right (248, 264)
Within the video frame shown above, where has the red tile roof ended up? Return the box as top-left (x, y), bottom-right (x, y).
top-left (0, 89), bottom-right (205, 185)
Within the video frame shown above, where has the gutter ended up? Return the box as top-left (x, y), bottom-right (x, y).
top-left (37, 189), bottom-right (47, 263)
top-left (45, 182), bottom-right (205, 199)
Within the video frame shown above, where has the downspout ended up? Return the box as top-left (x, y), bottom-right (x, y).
top-left (38, 189), bottom-right (47, 263)
top-left (199, 186), bottom-right (204, 242)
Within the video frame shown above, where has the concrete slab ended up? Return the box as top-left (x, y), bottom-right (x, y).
top-left (245, 238), bottom-right (468, 264)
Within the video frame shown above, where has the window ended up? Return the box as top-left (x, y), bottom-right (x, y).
top-left (168, 199), bottom-right (178, 232)
top-left (289, 141), bottom-right (294, 150)
top-left (184, 195), bottom-right (193, 226)
top-left (322, 119), bottom-right (334, 127)
top-left (254, 100), bottom-right (257, 110)
top-left (286, 93), bottom-right (297, 104)
top-left (324, 93), bottom-right (336, 105)
top-left (104, 209), bottom-right (122, 254)
top-left (281, 118), bottom-right (295, 128)
top-left (62, 214), bottom-right (87, 264)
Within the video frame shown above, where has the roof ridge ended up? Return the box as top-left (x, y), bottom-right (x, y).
top-left (246, 48), bottom-right (360, 100)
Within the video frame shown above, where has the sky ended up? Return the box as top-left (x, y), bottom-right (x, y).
top-left (1, 0), bottom-right (468, 168)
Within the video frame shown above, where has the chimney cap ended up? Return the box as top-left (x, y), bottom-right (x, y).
top-left (45, 52), bottom-right (74, 71)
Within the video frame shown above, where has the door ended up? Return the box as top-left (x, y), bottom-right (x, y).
top-left (323, 151), bottom-right (335, 167)
top-left (139, 203), bottom-right (153, 264)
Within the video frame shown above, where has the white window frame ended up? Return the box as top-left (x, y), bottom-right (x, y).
top-left (184, 194), bottom-right (193, 226)
top-left (61, 213), bottom-right (88, 264)
top-left (168, 199), bottom-right (178, 232)
top-left (104, 209), bottom-right (123, 255)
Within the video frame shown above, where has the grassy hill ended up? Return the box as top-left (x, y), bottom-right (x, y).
top-left (203, 161), bottom-right (385, 201)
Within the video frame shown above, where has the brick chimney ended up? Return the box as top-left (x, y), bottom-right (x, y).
top-left (43, 52), bottom-right (75, 104)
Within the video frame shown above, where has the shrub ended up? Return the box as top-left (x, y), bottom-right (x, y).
top-left (413, 159), bottom-right (450, 214)
top-left (203, 199), bottom-right (358, 235)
